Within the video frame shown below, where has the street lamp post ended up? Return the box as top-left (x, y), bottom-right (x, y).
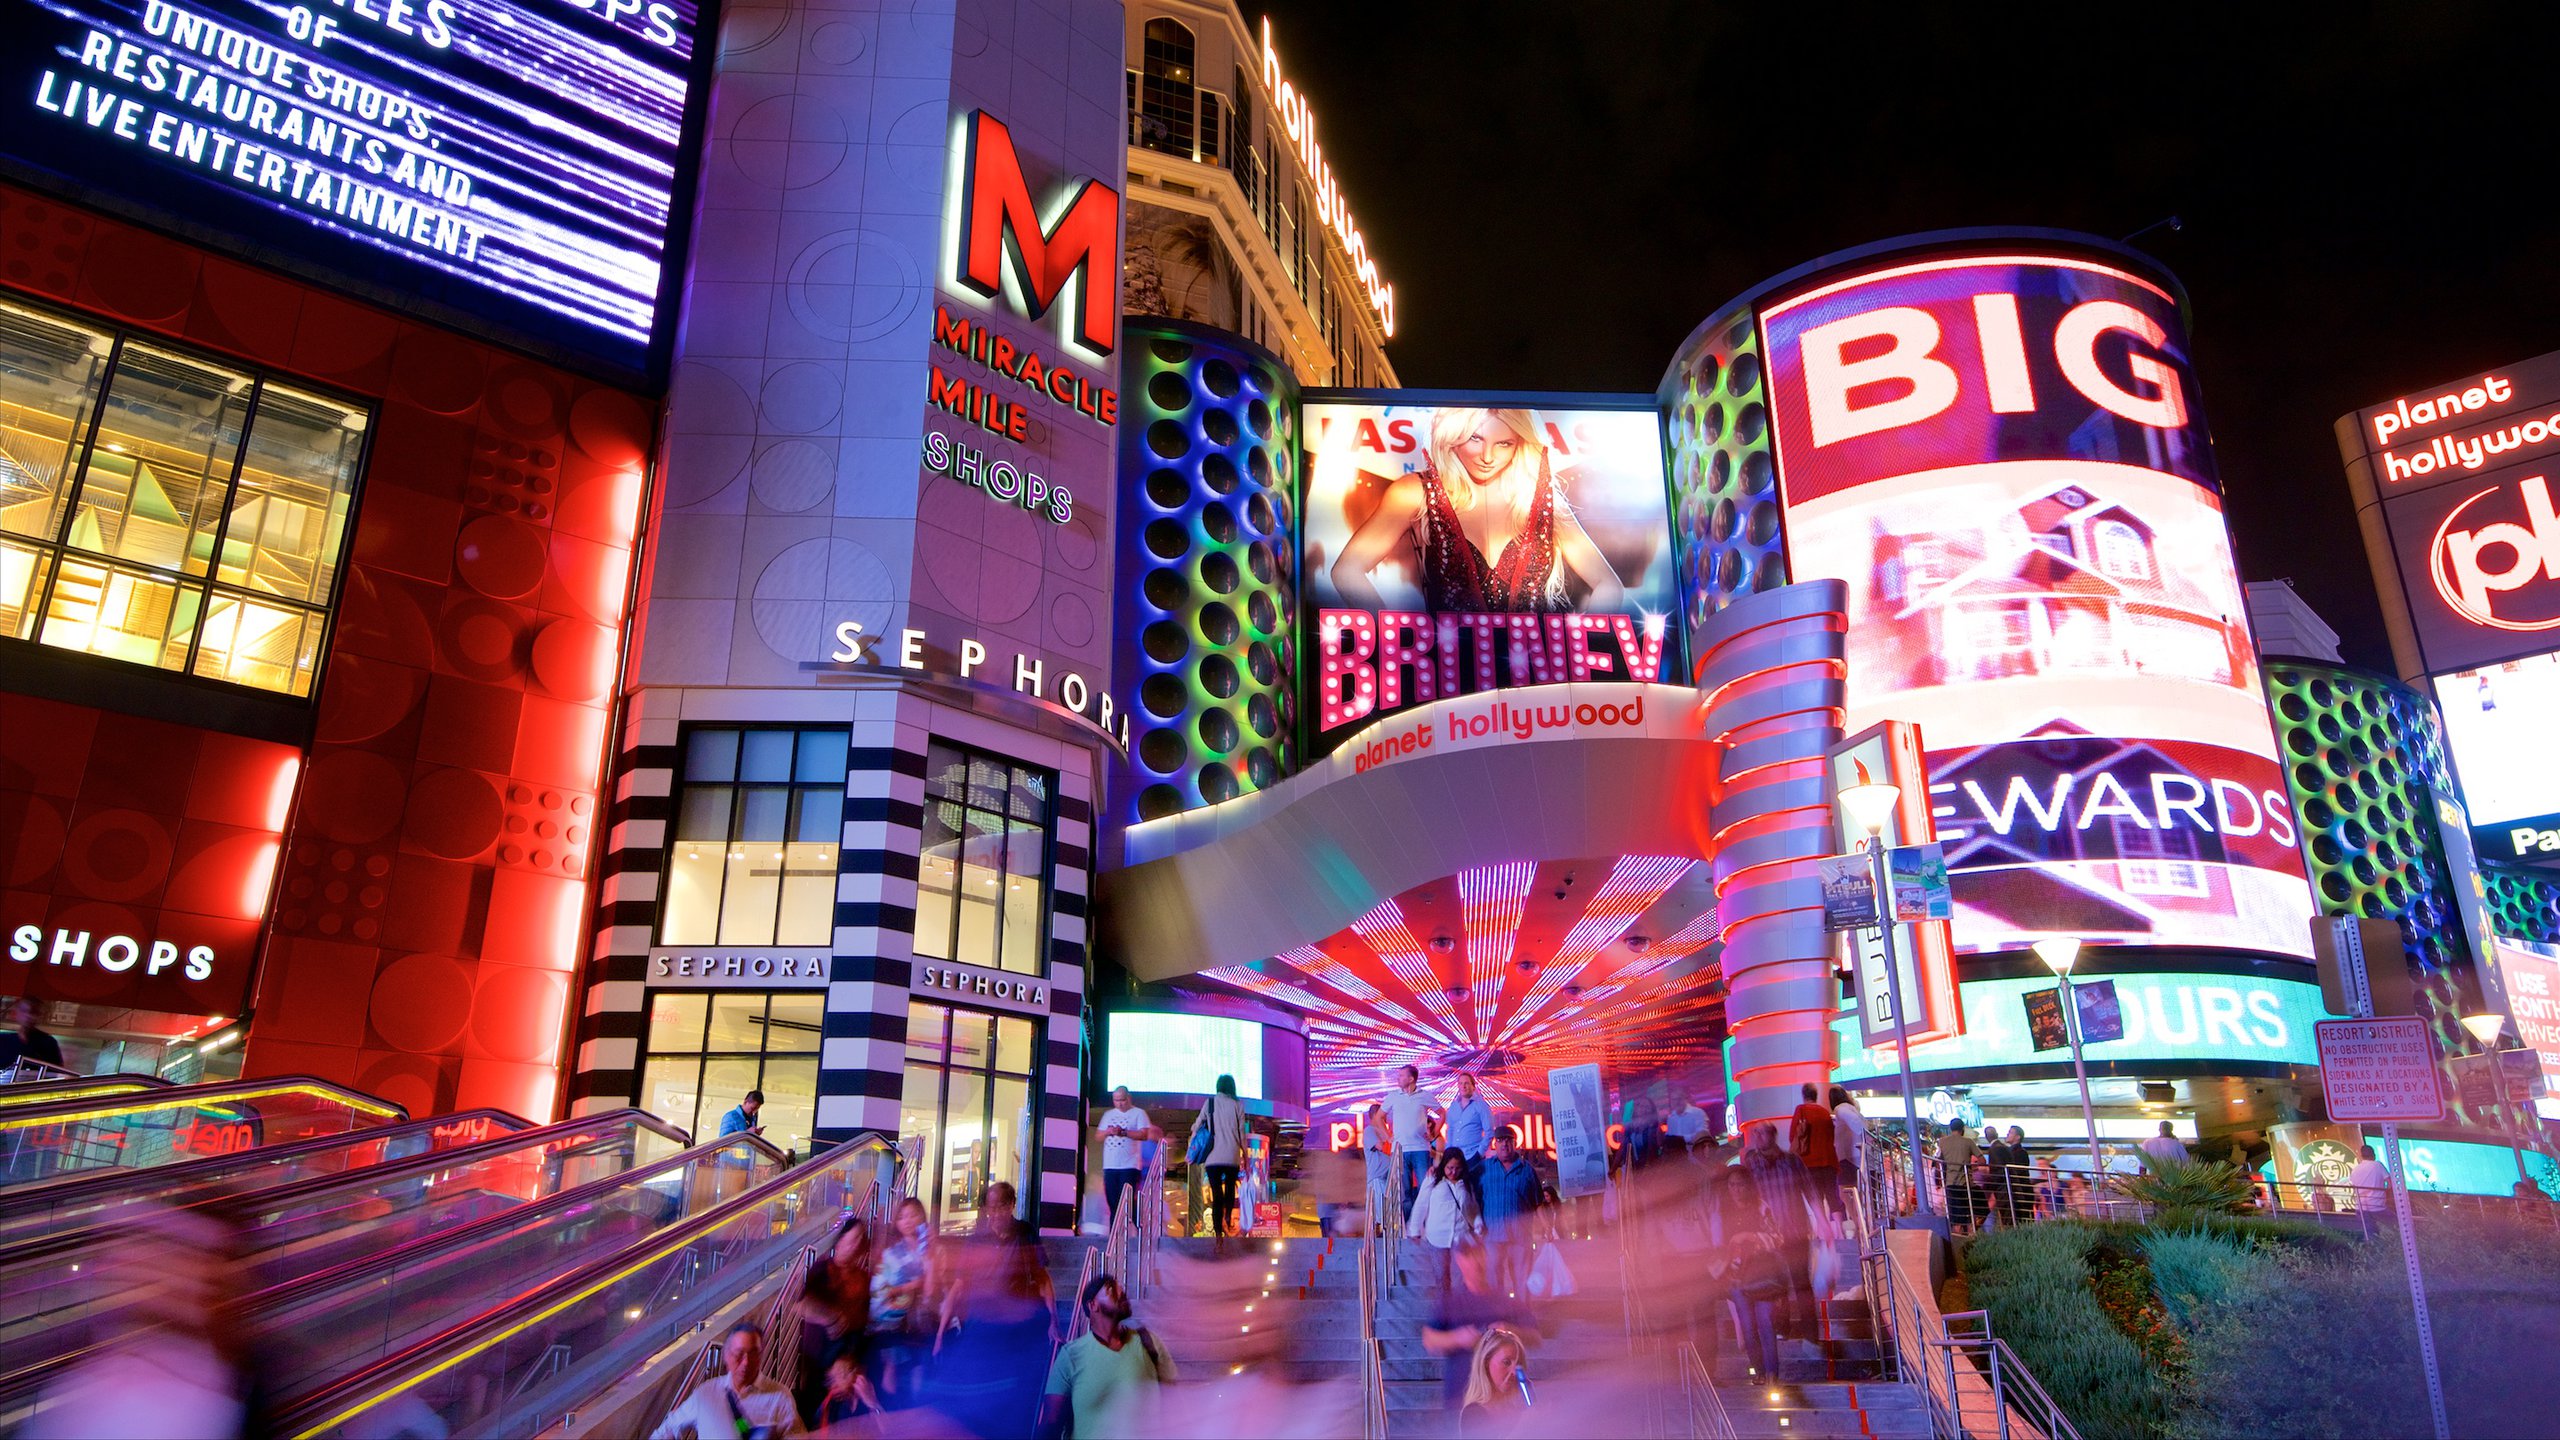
top-left (1838, 779), bottom-right (1933, 1225)
top-left (2460, 1011), bottom-right (2530, 1189)
top-left (2035, 937), bottom-right (2105, 1183)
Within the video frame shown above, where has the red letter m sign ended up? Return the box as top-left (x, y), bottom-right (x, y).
top-left (953, 110), bottom-right (1120, 358)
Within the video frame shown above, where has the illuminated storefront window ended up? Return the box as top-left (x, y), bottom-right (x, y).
top-left (900, 1000), bottom-right (1037, 1229)
top-left (0, 298), bottom-right (364, 697)
top-left (660, 727), bottom-right (848, 946)
top-left (637, 991), bottom-right (821, 1154)
top-left (914, 742), bottom-right (1053, 976)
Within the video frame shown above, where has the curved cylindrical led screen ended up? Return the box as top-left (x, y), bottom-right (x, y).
top-left (1759, 250), bottom-right (2314, 959)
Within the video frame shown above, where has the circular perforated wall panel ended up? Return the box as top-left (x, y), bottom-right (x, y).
top-left (1660, 302), bottom-right (1786, 665)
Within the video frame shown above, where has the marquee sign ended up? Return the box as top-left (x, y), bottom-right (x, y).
top-left (6, 0), bottom-right (708, 374)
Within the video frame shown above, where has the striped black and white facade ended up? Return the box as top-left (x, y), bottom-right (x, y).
top-left (569, 681), bottom-right (1104, 1234)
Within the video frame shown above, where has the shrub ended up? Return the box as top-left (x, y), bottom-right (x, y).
top-left (1962, 1221), bottom-right (2171, 1440)
top-left (2107, 1155), bottom-right (2257, 1224)
top-left (2138, 1228), bottom-right (2255, 1332)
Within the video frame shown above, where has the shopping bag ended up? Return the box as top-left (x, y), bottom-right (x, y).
top-left (1526, 1242), bottom-right (1578, 1299)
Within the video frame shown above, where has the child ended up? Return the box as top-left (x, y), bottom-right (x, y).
top-left (818, 1351), bottom-right (878, 1430)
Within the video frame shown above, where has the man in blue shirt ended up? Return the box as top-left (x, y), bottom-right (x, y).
top-left (718, 1089), bottom-right (765, 1139)
top-left (1477, 1126), bottom-right (1545, 1297)
top-left (1444, 1073), bottom-right (1495, 1195)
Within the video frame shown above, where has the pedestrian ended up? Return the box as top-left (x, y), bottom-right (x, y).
top-left (1041, 1274), bottom-right (1174, 1438)
top-left (795, 1215), bottom-right (876, 1427)
top-left (1457, 1325), bottom-right (1533, 1436)
top-left (2347, 1144), bottom-right (2392, 1211)
top-left (1666, 1092), bottom-right (1709, 1148)
top-left (1738, 1124), bottom-right (1815, 1341)
top-left (719, 1089), bottom-right (765, 1139)
top-left (1409, 1147), bottom-right (1482, 1292)
top-left (1361, 1102), bottom-right (1397, 1235)
top-left (651, 1322), bottom-right (803, 1439)
top-left (1381, 1065), bottom-right (1443, 1217)
top-left (0, 998), bottom-right (63, 1074)
top-left (816, 1352), bottom-right (872, 1429)
top-left (1445, 1073), bottom-right (1496, 1193)
top-left (1983, 1126), bottom-right (2029, 1228)
top-left (2139, 1119), bottom-right (2189, 1169)
top-left (927, 1228), bottom-right (1055, 1437)
top-left (1476, 1126), bottom-right (1544, 1297)
top-left (1829, 1089), bottom-right (1866, 1209)
top-left (1934, 1123), bottom-right (1979, 1232)
top-left (1788, 1083), bottom-right (1842, 1216)
top-left (1421, 1243), bottom-right (1536, 1414)
top-left (1096, 1086), bottom-right (1158, 1232)
top-left (1195, 1074), bottom-right (1248, 1239)
top-left (867, 1196), bottom-right (935, 1408)
top-left (1713, 1172), bottom-right (1787, 1387)
top-left (2032, 1157), bottom-right (2066, 1219)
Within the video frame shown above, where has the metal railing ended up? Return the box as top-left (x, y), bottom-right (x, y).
top-left (1675, 1340), bottom-right (1738, 1440)
top-left (1357, 1230), bottom-right (1386, 1440)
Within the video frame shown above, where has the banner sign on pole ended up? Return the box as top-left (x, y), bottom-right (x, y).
top-left (2317, 1017), bottom-right (2447, 1122)
top-left (1548, 1063), bottom-right (1609, 1198)
top-left (1825, 721), bottom-right (1962, 1049)
top-left (2074, 979), bottom-right (2126, 1045)
top-left (1820, 855), bottom-right (1878, 932)
top-left (1886, 843), bottom-right (1950, 922)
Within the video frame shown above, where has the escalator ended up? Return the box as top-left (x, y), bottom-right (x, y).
top-left (0, 1076), bottom-right (408, 1191)
top-left (273, 1134), bottom-right (902, 1439)
top-left (0, 1126), bottom-right (786, 1435)
top-left (0, 1106), bottom-right (528, 1247)
top-left (0, 1072), bottom-right (171, 1113)
top-left (0, 1108), bottom-right (687, 1374)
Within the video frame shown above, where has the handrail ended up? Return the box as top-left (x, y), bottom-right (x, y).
top-left (1357, 1233), bottom-right (1385, 1440)
top-left (0, 1074), bottom-right (407, 1131)
top-left (0, 1060), bottom-right (81, 1086)
top-left (0, 1072), bottom-right (166, 1109)
top-left (1676, 1341), bottom-right (1738, 1440)
top-left (278, 1133), bottom-right (896, 1439)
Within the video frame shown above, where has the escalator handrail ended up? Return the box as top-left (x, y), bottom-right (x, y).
top-left (280, 1135), bottom-right (902, 1440)
top-left (0, 1075), bottom-right (411, 1135)
top-left (0, 1108), bottom-right (689, 1272)
top-left (0, 1129), bottom-right (790, 1411)
top-left (0, 1107), bottom-right (532, 1230)
top-left (0, 1073), bottom-right (172, 1110)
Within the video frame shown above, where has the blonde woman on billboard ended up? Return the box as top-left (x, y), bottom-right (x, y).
top-left (1328, 407), bottom-right (1625, 613)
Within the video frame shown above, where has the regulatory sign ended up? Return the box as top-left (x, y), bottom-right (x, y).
top-left (2316, 1017), bottom-right (2447, 1122)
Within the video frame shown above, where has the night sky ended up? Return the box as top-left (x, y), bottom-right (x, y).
top-left (1254, 1), bottom-right (2560, 671)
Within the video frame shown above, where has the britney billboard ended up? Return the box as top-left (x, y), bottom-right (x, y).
top-left (1300, 396), bottom-right (1677, 753)
top-left (1761, 250), bottom-right (2314, 959)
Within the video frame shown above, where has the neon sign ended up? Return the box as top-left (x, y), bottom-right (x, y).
top-left (1256, 19), bottom-right (1395, 336)
top-left (944, 109), bottom-right (1120, 362)
top-left (2428, 476), bottom-right (2560, 633)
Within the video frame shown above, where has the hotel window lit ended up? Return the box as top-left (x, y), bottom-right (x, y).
top-left (0, 298), bottom-right (365, 696)
top-left (661, 727), bottom-right (848, 946)
top-left (915, 742), bottom-right (1053, 976)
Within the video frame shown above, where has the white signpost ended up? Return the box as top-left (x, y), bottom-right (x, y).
top-left (2314, 926), bottom-right (2451, 1440)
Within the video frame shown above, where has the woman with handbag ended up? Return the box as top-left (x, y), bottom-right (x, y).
top-left (1718, 1185), bottom-right (1789, 1387)
top-left (1408, 1147), bottom-right (1483, 1293)
top-left (1194, 1074), bottom-right (1248, 1239)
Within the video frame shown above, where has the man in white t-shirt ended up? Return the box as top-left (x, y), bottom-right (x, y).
top-left (1832, 1089), bottom-right (1868, 1192)
top-left (1096, 1087), bottom-right (1158, 1230)
top-left (651, 1322), bottom-right (801, 1439)
top-left (1379, 1065), bottom-right (1441, 1218)
top-left (2139, 1120), bottom-right (2189, 1169)
top-left (1664, 1094), bottom-right (1708, 1149)
top-left (2347, 1144), bottom-right (2393, 1212)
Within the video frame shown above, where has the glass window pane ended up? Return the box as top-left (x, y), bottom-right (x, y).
top-left (794, 729), bottom-right (848, 784)
top-left (736, 787), bottom-right (790, 841)
top-left (756, 1057), bottom-right (818, 1156)
top-left (906, 1003), bottom-right (947, 1065)
top-left (966, 757), bottom-right (1007, 813)
top-left (699, 1056), bottom-right (761, 1136)
top-left (793, 788), bottom-right (842, 843)
top-left (191, 589), bottom-right (316, 694)
top-left (221, 385), bottom-right (361, 604)
top-left (765, 995), bottom-right (823, 1052)
top-left (914, 803), bottom-right (961, 961)
top-left (957, 898), bottom-right (998, 967)
top-left (777, 843), bottom-right (835, 946)
top-left (69, 344), bottom-right (248, 575)
top-left (740, 730), bottom-right (794, 781)
top-left (924, 744), bottom-right (966, 802)
top-left (942, 1068), bottom-right (990, 1224)
top-left (648, 993), bottom-right (710, 1052)
top-left (637, 1054), bottom-right (703, 1142)
top-left (40, 559), bottom-right (196, 671)
top-left (947, 1010), bottom-right (991, 1071)
top-left (706, 995), bottom-right (765, 1053)
top-left (0, 301), bottom-right (112, 545)
top-left (999, 819), bottom-right (1045, 974)
top-left (900, 1056), bottom-right (944, 1220)
top-left (685, 730), bottom-right (740, 784)
top-left (0, 540), bottom-right (53, 640)
top-left (719, 837), bottom-right (783, 943)
top-left (674, 785), bottom-right (733, 842)
top-left (995, 1016), bottom-right (1036, 1078)
top-left (1010, 768), bottom-right (1049, 822)
top-left (988, 1074), bottom-right (1030, 1219)
top-left (661, 841), bottom-right (725, 945)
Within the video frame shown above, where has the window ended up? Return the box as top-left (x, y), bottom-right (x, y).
top-left (2093, 519), bottom-right (2152, 580)
top-left (638, 991), bottom-right (821, 1154)
top-left (0, 297), bottom-right (364, 696)
top-left (1197, 91), bottom-right (1222, 163)
top-left (901, 1000), bottom-right (1038, 1229)
top-left (1137, 19), bottom-right (1196, 157)
top-left (913, 741), bottom-right (1053, 976)
top-left (2115, 810), bottom-right (2207, 896)
top-left (661, 727), bottom-right (849, 946)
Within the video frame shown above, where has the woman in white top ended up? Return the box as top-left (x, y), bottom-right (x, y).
top-left (1406, 1148), bottom-right (1481, 1291)
top-left (1196, 1074), bottom-right (1248, 1238)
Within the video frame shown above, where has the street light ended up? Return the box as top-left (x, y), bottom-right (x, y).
top-left (1839, 777), bottom-right (1933, 1225)
top-left (2035, 936), bottom-right (2106, 1184)
top-left (2460, 1011), bottom-right (2532, 1189)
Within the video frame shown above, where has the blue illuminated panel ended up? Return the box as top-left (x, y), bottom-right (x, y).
top-left (6, 0), bottom-right (704, 375)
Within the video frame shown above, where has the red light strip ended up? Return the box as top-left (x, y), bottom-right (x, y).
top-left (1349, 899), bottom-right (1468, 1043)
top-left (1503, 855), bottom-right (1693, 1038)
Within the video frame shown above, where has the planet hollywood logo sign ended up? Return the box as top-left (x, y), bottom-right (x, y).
top-left (2427, 473), bottom-right (2560, 635)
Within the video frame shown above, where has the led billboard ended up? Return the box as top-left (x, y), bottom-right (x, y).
top-left (4, 0), bottom-right (707, 375)
top-left (1300, 396), bottom-right (1677, 753)
top-left (2437, 650), bottom-right (2560, 856)
top-left (1105, 1011), bottom-right (1266, 1100)
top-left (1763, 251), bottom-right (2315, 959)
